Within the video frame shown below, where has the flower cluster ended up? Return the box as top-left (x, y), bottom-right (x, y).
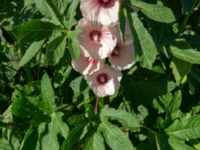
top-left (71, 0), bottom-right (135, 97)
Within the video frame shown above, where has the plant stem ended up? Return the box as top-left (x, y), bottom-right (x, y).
top-left (142, 125), bottom-right (157, 135)
top-left (142, 125), bottom-right (161, 150)
top-left (178, 14), bottom-right (191, 34)
top-left (94, 97), bottom-right (99, 114)
top-left (55, 104), bottom-right (69, 111)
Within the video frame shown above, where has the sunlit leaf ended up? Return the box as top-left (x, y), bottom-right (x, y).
top-left (34, 0), bottom-right (64, 26)
top-left (165, 115), bottom-right (200, 140)
top-left (40, 73), bottom-right (55, 114)
top-left (100, 106), bottom-right (140, 130)
top-left (130, 0), bottom-right (176, 23)
top-left (99, 121), bottom-right (135, 150)
top-left (19, 40), bottom-right (45, 67)
top-left (170, 46), bottom-right (200, 64)
top-left (41, 112), bottom-right (69, 150)
top-left (83, 131), bottom-right (105, 150)
top-left (169, 136), bottom-right (194, 150)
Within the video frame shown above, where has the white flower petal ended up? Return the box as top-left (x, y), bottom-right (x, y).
top-left (109, 33), bottom-right (135, 70)
top-left (72, 56), bottom-right (103, 75)
top-left (77, 18), bottom-right (117, 59)
top-left (85, 65), bottom-right (122, 97)
top-left (98, 9), bottom-right (113, 26)
top-left (80, 0), bottom-right (120, 25)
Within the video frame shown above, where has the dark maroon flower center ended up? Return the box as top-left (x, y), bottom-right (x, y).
top-left (111, 44), bottom-right (120, 57)
top-left (97, 73), bottom-right (109, 85)
top-left (89, 30), bottom-right (102, 42)
top-left (97, 0), bottom-right (115, 8)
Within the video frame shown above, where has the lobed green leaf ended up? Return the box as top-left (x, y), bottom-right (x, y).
top-left (165, 115), bottom-right (200, 140)
top-left (100, 106), bottom-right (140, 130)
top-left (130, 0), bottom-right (176, 23)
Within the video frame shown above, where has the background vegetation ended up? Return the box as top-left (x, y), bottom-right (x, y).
top-left (0, 0), bottom-right (200, 149)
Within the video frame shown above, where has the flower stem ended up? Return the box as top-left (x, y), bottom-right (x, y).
top-left (94, 97), bottom-right (99, 114)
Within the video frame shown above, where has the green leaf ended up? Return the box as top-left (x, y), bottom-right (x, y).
top-left (41, 112), bottom-right (69, 150)
top-left (19, 40), bottom-right (45, 67)
top-left (167, 90), bottom-right (182, 115)
top-left (64, 0), bottom-right (80, 28)
top-left (0, 0), bottom-right (35, 27)
top-left (99, 122), bottom-right (135, 150)
top-left (170, 46), bottom-right (200, 64)
top-left (122, 68), bottom-right (176, 106)
top-left (70, 76), bottom-right (90, 103)
top-left (12, 19), bottom-right (57, 43)
top-left (62, 119), bottom-right (89, 150)
top-left (67, 0), bottom-right (79, 19)
top-left (83, 131), bottom-right (105, 150)
top-left (128, 13), bottom-right (158, 69)
top-left (130, 0), bottom-right (176, 23)
top-left (170, 57), bottom-right (192, 82)
top-left (169, 136), bottom-right (195, 150)
top-left (0, 138), bottom-right (12, 150)
top-left (10, 84), bottom-right (41, 118)
top-left (20, 127), bottom-right (39, 150)
top-left (3, 128), bottom-right (20, 150)
top-left (40, 73), bottom-right (55, 114)
top-left (53, 66), bottom-right (72, 88)
top-left (165, 115), bottom-right (200, 140)
top-left (2, 105), bottom-right (13, 123)
top-left (68, 29), bottom-right (81, 60)
top-left (34, 0), bottom-right (64, 26)
top-left (156, 90), bottom-right (182, 121)
top-left (11, 96), bottom-right (37, 118)
top-left (100, 106), bottom-right (140, 130)
top-left (46, 35), bottom-right (67, 65)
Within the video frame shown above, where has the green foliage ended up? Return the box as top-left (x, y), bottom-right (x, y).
top-left (0, 0), bottom-right (200, 149)
top-left (130, 0), bottom-right (176, 23)
top-left (46, 35), bottom-right (67, 65)
top-left (83, 131), bottom-right (105, 150)
top-left (19, 40), bottom-right (45, 67)
top-left (166, 115), bottom-right (200, 140)
top-left (40, 73), bottom-right (55, 114)
top-left (128, 13), bottom-right (158, 69)
top-left (100, 106), bottom-right (140, 130)
top-left (170, 46), bottom-right (200, 64)
top-left (99, 121), bottom-right (135, 150)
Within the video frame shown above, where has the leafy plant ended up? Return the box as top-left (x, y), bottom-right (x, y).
top-left (0, 0), bottom-right (200, 149)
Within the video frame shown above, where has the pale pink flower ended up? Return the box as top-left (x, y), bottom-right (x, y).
top-left (108, 24), bottom-right (135, 70)
top-left (85, 65), bottom-right (122, 97)
top-left (72, 56), bottom-right (103, 75)
top-left (80, 0), bottom-right (120, 26)
top-left (77, 18), bottom-right (117, 59)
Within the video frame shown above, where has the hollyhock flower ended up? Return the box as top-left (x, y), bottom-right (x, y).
top-left (108, 24), bottom-right (135, 70)
top-left (85, 65), bottom-right (122, 97)
top-left (77, 18), bottom-right (117, 59)
top-left (80, 0), bottom-right (120, 26)
top-left (72, 56), bottom-right (103, 75)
